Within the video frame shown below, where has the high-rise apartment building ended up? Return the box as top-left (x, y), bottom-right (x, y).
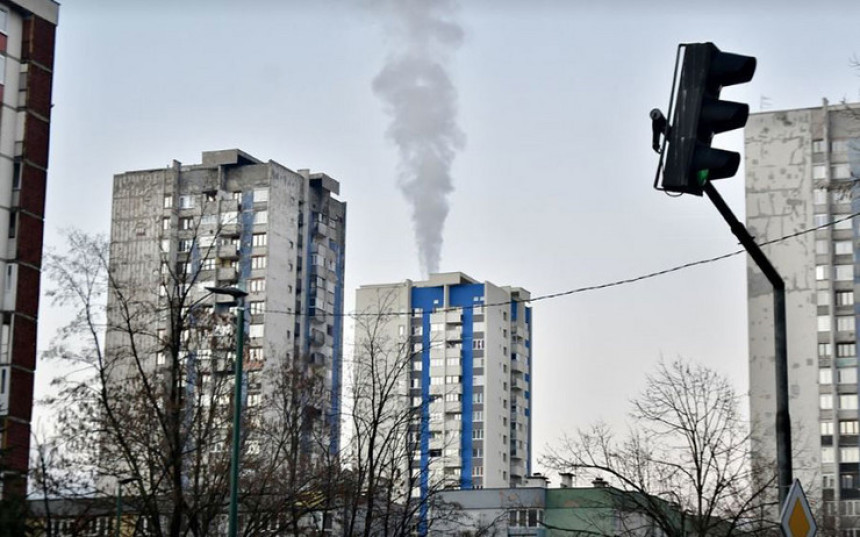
top-left (0, 0), bottom-right (58, 498)
top-left (355, 272), bottom-right (533, 493)
top-left (746, 100), bottom-right (860, 528)
top-left (108, 149), bottom-right (346, 453)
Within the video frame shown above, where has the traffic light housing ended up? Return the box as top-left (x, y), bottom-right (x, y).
top-left (661, 43), bottom-right (756, 196)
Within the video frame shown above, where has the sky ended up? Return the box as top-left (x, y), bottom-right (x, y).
top-left (34, 0), bottom-right (860, 475)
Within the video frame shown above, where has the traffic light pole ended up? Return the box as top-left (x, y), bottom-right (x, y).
top-left (703, 181), bottom-right (792, 505)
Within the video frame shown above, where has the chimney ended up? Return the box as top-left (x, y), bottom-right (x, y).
top-left (592, 477), bottom-right (608, 488)
top-left (559, 472), bottom-right (573, 488)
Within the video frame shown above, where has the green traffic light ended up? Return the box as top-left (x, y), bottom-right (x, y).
top-left (697, 169), bottom-right (709, 185)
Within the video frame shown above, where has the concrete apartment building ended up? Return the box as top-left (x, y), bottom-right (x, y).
top-left (107, 149), bottom-right (346, 453)
top-left (355, 272), bottom-right (533, 494)
top-left (745, 100), bottom-right (860, 528)
top-left (0, 0), bottom-right (57, 498)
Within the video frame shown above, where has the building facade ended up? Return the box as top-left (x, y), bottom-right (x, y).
top-left (108, 149), bottom-right (346, 454)
top-left (355, 272), bottom-right (533, 494)
top-left (0, 0), bottom-right (58, 499)
top-left (745, 100), bottom-right (860, 528)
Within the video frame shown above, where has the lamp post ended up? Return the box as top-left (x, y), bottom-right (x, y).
top-left (115, 477), bottom-right (135, 537)
top-left (206, 285), bottom-right (248, 537)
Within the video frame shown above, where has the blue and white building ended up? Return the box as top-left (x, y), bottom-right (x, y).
top-left (355, 272), bottom-right (533, 492)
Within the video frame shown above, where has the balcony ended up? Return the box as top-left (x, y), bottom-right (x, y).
top-left (216, 267), bottom-right (237, 284)
top-left (217, 243), bottom-right (239, 259)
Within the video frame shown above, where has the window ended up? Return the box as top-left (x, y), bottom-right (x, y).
top-left (835, 265), bottom-right (853, 281)
top-left (473, 338), bottom-right (484, 350)
top-left (836, 218), bottom-right (853, 230)
top-left (817, 266), bottom-right (830, 281)
top-left (473, 375), bottom-right (484, 386)
top-left (179, 217), bottom-right (194, 230)
top-left (254, 210), bottom-right (268, 225)
top-left (823, 447), bottom-right (835, 464)
top-left (248, 324), bottom-right (264, 339)
top-left (221, 211), bottom-right (238, 225)
top-left (253, 233), bottom-right (267, 247)
top-left (162, 217), bottom-right (171, 231)
top-left (813, 139), bottom-right (827, 153)
top-left (814, 188), bottom-right (828, 204)
top-left (7, 212), bottom-right (15, 239)
top-left (814, 165), bottom-right (828, 180)
top-left (822, 421), bottom-right (835, 435)
top-left (836, 241), bottom-right (854, 255)
top-left (842, 447), bottom-right (860, 463)
top-left (446, 357), bottom-right (459, 367)
top-left (249, 279), bottom-right (266, 293)
top-left (842, 421), bottom-right (859, 435)
top-left (820, 343), bottom-right (833, 357)
top-left (473, 411), bottom-right (483, 422)
top-left (818, 290), bottom-right (832, 306)
top-left (838, 292), bottom-right (855, 307)
top-left (251, 256), bottom-right (267, 270)
top-left (838, 344), bottom-right (856, 358)
top-left (824, 474), bottom-right (836, 489)
top-left (472, 466), bottom-right (483, 476)
top-left (838, 316), bottom-right (855, 332)
top-left (253, 188), bottom-right (269, 203)
top-left (833, 164), bottom-right (852, 180)
top-left (832, 140), bottom-right (851, 153)
top-left (821, 394), bottom-right (834, 409)
top-left (842, 474), bottom-right (855, 490)
top-left (249, 301), bottom-right (265, 315)
top-left (472, 429), bottom-right (484, 440)
top-left (842, 368), bottom-right (860, 384)
top-left (821, 369), bottom-right (834, 384)
top-left (201, 258), bottom-right (216, 271)
top-left (815, 214), bottom-right (830, 227)
top-left (473, 392), bottom-right (484, 404)
top-left (841, 395), bottom-right (859, 410)
top-left (249, 348), bottom-right (264, 362)
top-left (178, 239), bottom-right (193, 252)
top-left (179, 195), bottom-right (195, 209)
top-left (164, 195), bottom-right (173, 208)
top-left (817, 240), bottom-right (830, 255)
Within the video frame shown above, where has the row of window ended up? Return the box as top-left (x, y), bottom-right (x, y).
top-left (813, 139), bottom-right (856, 154)
top-left (814, 187), bottom-right (852, 205)
top-left (819, 342), bottom-right (857, 358)
top-left (821, 420), bottom-right (860, 435)
top-left (817, 290), bottom-right (855, 307)
top-left (815, 264), bottom-right (854, 281)
top-left (822, 446), bottom-right (860, 463)
top-left (817, 315), bottom-right (855, 333)
top-left (820, 394), bottom-right (859, 410)
top-left (813, 163), bottom-right (854, 181)
top-left (816, 240), bottom-right (854, 256)
top-left (164, 189), bottom-right (269, 210)
top-left (820, 367), bottom-right (858, 384)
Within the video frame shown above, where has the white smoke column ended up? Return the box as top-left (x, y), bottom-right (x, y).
top-left (372, 0), bottom-right (465, 277)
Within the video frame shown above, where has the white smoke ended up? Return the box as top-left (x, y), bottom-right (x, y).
top-left (372, 0), bottom-right (465, 277)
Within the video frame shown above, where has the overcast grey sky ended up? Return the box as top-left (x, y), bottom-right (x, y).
top-left (36, 0), bottom-right (860, 471)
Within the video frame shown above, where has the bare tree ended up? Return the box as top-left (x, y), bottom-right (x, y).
top-left (40, 229), bottom-right (338, 537)
top-left (543, 359), bottom-right (779, 537)
top-left (340, 292), bottom-right (465, 537)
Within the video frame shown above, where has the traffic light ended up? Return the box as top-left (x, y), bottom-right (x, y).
top-left (661, 43), bottom-right (756, 196)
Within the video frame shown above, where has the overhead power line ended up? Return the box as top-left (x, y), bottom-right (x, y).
top-left (263, 209), bottom-right (860, 318)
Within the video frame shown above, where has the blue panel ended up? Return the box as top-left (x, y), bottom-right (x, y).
top-left (448, 283), bottom-right (485, 489)
top-left (510, 299), bottom-right (518, 321)
top-left (525, 408), bottom-right (530, 417)
top-left (527, 306), bottom-right (533, 475)
top-left (525, 390), bottom-right (530, 399)
top-left (525, 306), bottom-right (531, 325)
top-left (239, 191), bottom-right (254, 284)
top-left (411, 286), bottom-right (444, 533)
top-left (329, 241), bottom-right (345, 455)
top-left (525, 373), bottom-right (530, 383)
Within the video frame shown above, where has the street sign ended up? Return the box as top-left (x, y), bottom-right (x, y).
top-left (780, 479), bottom-right (817, 537)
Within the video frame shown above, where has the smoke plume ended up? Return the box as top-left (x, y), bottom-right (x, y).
top-left (372, 0), bottom-right (465, 277)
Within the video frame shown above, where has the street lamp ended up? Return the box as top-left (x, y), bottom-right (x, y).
top-left (115, 477), bottom-right (135, 537)
top-left (205, 285), bottom-right (248, 537)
